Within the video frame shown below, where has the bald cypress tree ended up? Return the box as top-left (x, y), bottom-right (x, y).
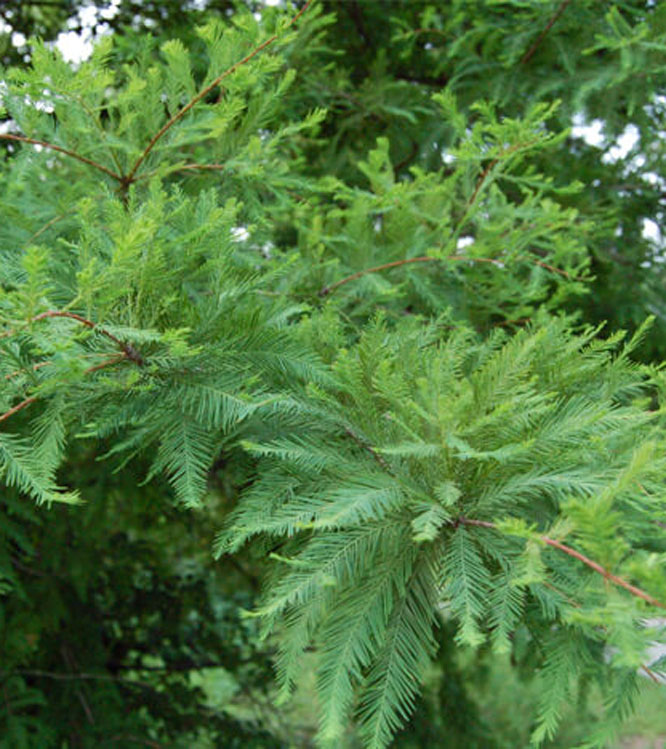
top-left (1, 2), bottom-right (666, 746)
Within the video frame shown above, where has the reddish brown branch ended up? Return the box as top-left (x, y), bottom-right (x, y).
top-left (125, 1), bottom-right (312, 183)
top-left (32, 310), bottom-right (120, 345)
top-left (540, 535), bottom-right (665, 609)
top-left (520, 0), bottom-right (572, 65)
top-left (2, 310), bottom-right (144, 366)
top-left (0, 134), bottom-right (122, 181)
top-left (533, 259), bottom-right (571, 279)
top-left (0, 397), bottom-right (38, 424)
top-left (464, 140), bottom-right (538, 215)
top-left (84, 353), bottom-right (128, 374)
top-left (459, 516), bottom-right (666, 610)
top-left (466, 158), bottom-right (500, 212)
top-left (640, 663), bottom-right (662, 684)
top-left (4, 352), bottom-right (127, 382)
top-left (173, 163), bottom-right (226, 172)
top-left (344, 427), bottom-right (393, 473)
top-left (0, 312), bottom-right (144, 424)
top-left (0, 355), bottom-right (128, 426)
top-left (319, 252), bottom-right (576, 297)
top-left (25, 212), bottom-right (71, 245)
top-left (133, 163), bottom-right (226, 183)
top-left (319, 256), bottom-right (439, 296)
top-left (4, 361), bottom-right (53, 380)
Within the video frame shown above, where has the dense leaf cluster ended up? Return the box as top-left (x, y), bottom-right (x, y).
top-left (1, 2), bottom-right (666, 747)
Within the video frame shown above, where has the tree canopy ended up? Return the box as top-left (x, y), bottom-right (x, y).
top-left (1, 2), bottom-right (666, 747)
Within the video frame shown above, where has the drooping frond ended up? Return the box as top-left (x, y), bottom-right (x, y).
top-left (0, 431), bottom-right (79, 505)
top-left (222, 316), bottom-right (666, 747)
top-left (356, 554), bottom-right (439, 749)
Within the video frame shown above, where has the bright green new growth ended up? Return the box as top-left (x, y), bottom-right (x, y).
top-left (1, 2), bottom-right (665, 747)
top-left (218, 315), bottom-right (666, 746)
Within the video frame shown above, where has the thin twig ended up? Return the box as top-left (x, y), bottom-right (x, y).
top-left (540, 535), bottom-right (665, 609)
top-left (533, 258), bottom-right (572, 279)
top-left (319, 252), bottom-right (576, 297)
top-left (466, 158), bottom-right (500, 212)
top-left (24, 211), bottom-right (72, 245)
top-left (459, 516), bottom-right (666, 609)
top-left (107, 660), bottom-right (239, 673)
top-left (61, 645), bottom-right (95, 726)
top-left (0, 397), bottom-right (38, 424)
top-left (319, 256), bottom-right (439, 296)
top-left (7, 669), bottom-right (153, 690)
top-left (4, 361), bottom-right (53, 380)
top-left (2, 310), bottom-right (145, 366)
top-left (520, 0), bottom-right (572, 65)
top-left (464, 140), bottom-right (537, 215)
top-left (4, 353), bottom-right (125, 381)
top-left (84, 353), bottom-right (128, 374)
top-left (125, 1), bottom-right (312, 183)
top-left (641, 663), bottom-right (662, 684)
top-left (344, 426), bottom-right (393, 473)
top-left (2, 684), bottom-right (11, 717)
top-left (0, 313), bottom-right (140, 425)
top-left (74, 93), bottom-right (125, 175)
top-left (0, 134), bottom-right (122, 181)
top-left (0, 352), bottom-right (125, 424)
top-left (171, 162), bottom-right (226, 172)
top-left (10, 556), bottom-right (50, 578)
top-left (133, 163), bottom-right (226, 183)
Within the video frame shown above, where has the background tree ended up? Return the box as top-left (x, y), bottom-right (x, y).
top-left (1, 2), bottom-right (666, 747)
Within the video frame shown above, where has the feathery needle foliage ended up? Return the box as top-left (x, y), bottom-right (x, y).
top-left (1, 1), bottom-right (666, 746)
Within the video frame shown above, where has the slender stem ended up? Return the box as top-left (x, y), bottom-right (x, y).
top-left (4, 353), bottom-right (125, 381)
top-left (25, 211), bottom-right (72, 245)
top-left (344, 426), bottom-right (393, 473)
top-left (10, 555), bottom-right (51, 577)
top-left (4, 361), bottom-right (53, 380)
top-left (171, 162), bottom-right (226, 172)
top-left (466, 158), bottom-right (500, 213)
top-left (0, 355), bottom-right (127, 425)
top-left (532, 258), bottom-right (572, 279)
top-left (125, 1), bottom-right (313, 183)
top-left (84, 354), bottom-right (128, 374)
top-left (462, 140), bottom-right (537, 218)
top-left (107, 660), bottom-right (248, 672)
top-left (0, 134), bottom-right (122, 181)
top-left (641, 663), bottom-right (662, 684)
top-left (5, 669), bottom-right (153, 690)
top-left (320, 256), bottom-right (440, 296)
top-left (319, 252), bottom-right (576, 297)
top-left (61, 645), bottom-right (96, 726)
top-left (0, 397), bottom-right (38, 424)
top-left (521, 0), bottom-right (572, 65)
top-left (540, 535), bottom-right (665, 609)
top-left (0, 312), bottom-right (142, 425)
top-left (75, 93), bottom-right (125, 174)
top-left (133, 163), bottom-right (226, 183)
top-left (2, 310), bottom-right (145, 366)
top-left (459, 516), bottom-right (666, 609)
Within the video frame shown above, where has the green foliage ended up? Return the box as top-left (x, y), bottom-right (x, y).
top-left (0, 467), bottom-right (289, 747)
top-left (219, 314), bottom-right (666, 745)
top-left (1, 1), bottom-right (666, 747)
